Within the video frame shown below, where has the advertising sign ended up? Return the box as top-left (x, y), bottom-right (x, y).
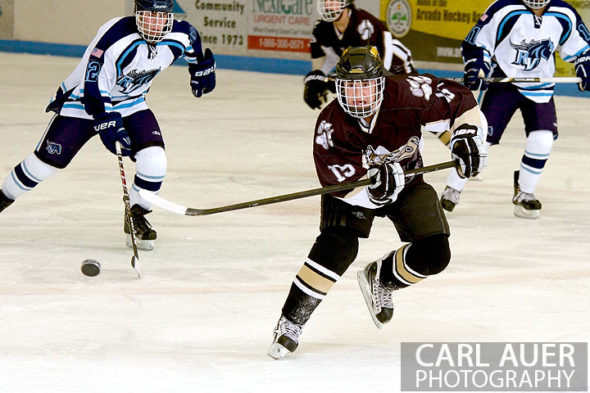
top-left (379, 0), bottom-right (589, 75)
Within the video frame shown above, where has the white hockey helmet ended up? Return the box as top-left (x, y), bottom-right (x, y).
top-left (522, 0), bottom-right (550, 9)
top-left (317, 0), bottom-right (353, 22)
top-left (335, 46), bottom-right (385, 119)
top-left (135, 0), bottom-right (174, 43)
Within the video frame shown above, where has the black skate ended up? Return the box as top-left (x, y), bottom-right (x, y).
top-left (267, 315), bottom-right (303, 360)
top-left (0, 189), bottom-right (14, 213)
top-left (124, 204), bottom-right (157, 251)
top-left (357, 260), bottom-right (394, 329)
top-left (512, 170), bottom-right (542, 219)
top-left (440, 186), bottom-right (461, 212)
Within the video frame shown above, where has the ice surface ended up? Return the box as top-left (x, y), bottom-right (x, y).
top-left (1, 53), bottom-right (588, 393)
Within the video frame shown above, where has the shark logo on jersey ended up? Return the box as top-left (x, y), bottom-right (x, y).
top-left (511, 38), bottom-right (554, 71)
top-left (46, 141), bottom-right (62, 155)
top-left (116, 68), bottom-right (160, 94)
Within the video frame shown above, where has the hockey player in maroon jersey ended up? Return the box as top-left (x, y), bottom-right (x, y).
top-left (268, 46), bottom-right (487, 360)
top-left (303, 0), bottom-right (415, 110)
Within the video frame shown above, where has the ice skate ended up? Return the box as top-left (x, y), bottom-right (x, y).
top-left (471, 173), bottom-right (484, 181)
top-left (124, 204), bottom-right (157, 251)
top-left (267, 315), bottom-right (302, 360)
top-left (0, 190), bottom-right (14, 213)
top-left (357, 260), bottom-right (394, 329)
top-left (512, 171), bottom-right (541, 219)
top-left (440, 186), bottom-right (461, 212)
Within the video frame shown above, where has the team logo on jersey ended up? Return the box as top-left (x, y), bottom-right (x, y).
top-left (358, 20), bottom-right (375, 41)
top-left (116, 68), bottom-right (160, 94)
top-left (45, 141), bottom-right (62, 155)
top-left (315, 120), bottom-right (334, 150)
top-left (407, 75), bottom-right (433, 100)
top-left (362, 136), bottom-right (420, 168)
top-left (510, 38), bottom-right (554, 71)
top-left (386, 0), bottom-right (411, 38)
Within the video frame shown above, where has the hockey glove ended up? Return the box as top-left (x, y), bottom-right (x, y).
top-left (450, 124), bottom-right (487, 178)
top-left (463, 58), bottom-right (489, 91)
top-left (303, 70), bottom-right (335, 109)
top-left (575, 53), bottom-right (590, 91)
top-left (366, 162), bottom-right (405, 205)
top-left (94, 112), bottom-right (132, 156)
top-left (189, 48), bottom-right (216, 98)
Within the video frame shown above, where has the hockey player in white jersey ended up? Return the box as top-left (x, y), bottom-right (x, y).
top-left (0, 0), bottom-right (216, 249)
top-left (440, 0), bottom-right (590, 218)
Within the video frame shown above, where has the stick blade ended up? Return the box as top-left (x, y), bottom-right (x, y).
top-left (139, 189), bottom-right (189, 215)
top-left (131, 256), bottom-right (141, 279)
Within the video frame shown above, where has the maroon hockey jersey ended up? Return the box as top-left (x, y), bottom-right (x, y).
top-left (311, 8), bottom-right (414, 74)
top-left (313, 74), bottom-right (479, 199)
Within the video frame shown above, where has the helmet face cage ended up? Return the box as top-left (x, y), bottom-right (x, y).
top-left (135, 0), bottom-right (174, 43)
top-left (335, 46), bottom-right (385, 118)
top-left (135, 10), bottom-right (173, 43)
top-left (336, 77), bottom-right (385, 118)
top-left (522, 0), bottom-right (550, 9)
top-left (317, 0), bottom-right (349, 22)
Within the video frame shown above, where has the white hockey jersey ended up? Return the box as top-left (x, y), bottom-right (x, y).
top-left (47, 16), bottom-right (203, 119)
top-left (462, 0), bottom-right (590, 102)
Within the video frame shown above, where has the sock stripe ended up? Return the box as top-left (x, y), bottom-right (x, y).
top-left (10, 171), bottom-right (31, 191)
top-left (13, 165), bottom-right (38, 189)
top-left (296, 263), bottom-right (336, 295)
top-left (293, 277), bottom-right (326, 300)
top-left (394, 244), bottom-right (425, 285)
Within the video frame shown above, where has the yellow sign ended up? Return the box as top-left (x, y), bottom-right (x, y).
top-left (379, 0), bottom-right (585, 75)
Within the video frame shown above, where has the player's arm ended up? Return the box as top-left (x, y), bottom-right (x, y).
top-left (304, 29), bottom-right (337, 109)
top-left (461, 6), bottom-right (497, 90)
top-left (558, 7), bottom-right (590, 91)
top-left (382, 31), bottom-right (416, 74)
top-left (82, 45), bottom-right (132, 157)
top-left (423, 79), bottom-right (488, 178)
top-left (180, 22), bottom-right (216, 98)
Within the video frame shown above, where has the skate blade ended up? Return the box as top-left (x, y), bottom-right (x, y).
top-left (126, 235), bottom-right (154, 251)
top-left (267, 342), bottom-right (290, 360)
top-left (356, 270), bottom-right (383, 329)
top-left (513, 205), bottom-right (540, 219)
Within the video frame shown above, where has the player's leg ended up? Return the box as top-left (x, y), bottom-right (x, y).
top-left (122, 109), bottom-right (167, 250)
top-left (0, 115), bottom-right (94, 213)
top-left (512, 98), bottom-right (557, 219)
top-left (267, 195), bottom-right (374, 359)
top-left (358, 182), bottom-right (451, 328)
top-left (440, 84), bottom-right (517, 212)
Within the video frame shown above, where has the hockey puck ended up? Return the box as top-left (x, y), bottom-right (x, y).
top-left (81, 259), bottom-right (101, 277)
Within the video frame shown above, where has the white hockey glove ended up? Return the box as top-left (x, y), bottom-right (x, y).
top-left (366, 162), bottom-right (405, 205)
top-left (450, 124), bottom-right (487, 178)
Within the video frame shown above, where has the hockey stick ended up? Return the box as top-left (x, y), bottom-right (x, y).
top-left (447, 76), bottom-right (581, 84)
top-left (116, 142), bottom-right (141, 279)
top-left (139, 160), bottom-right (457, 217)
